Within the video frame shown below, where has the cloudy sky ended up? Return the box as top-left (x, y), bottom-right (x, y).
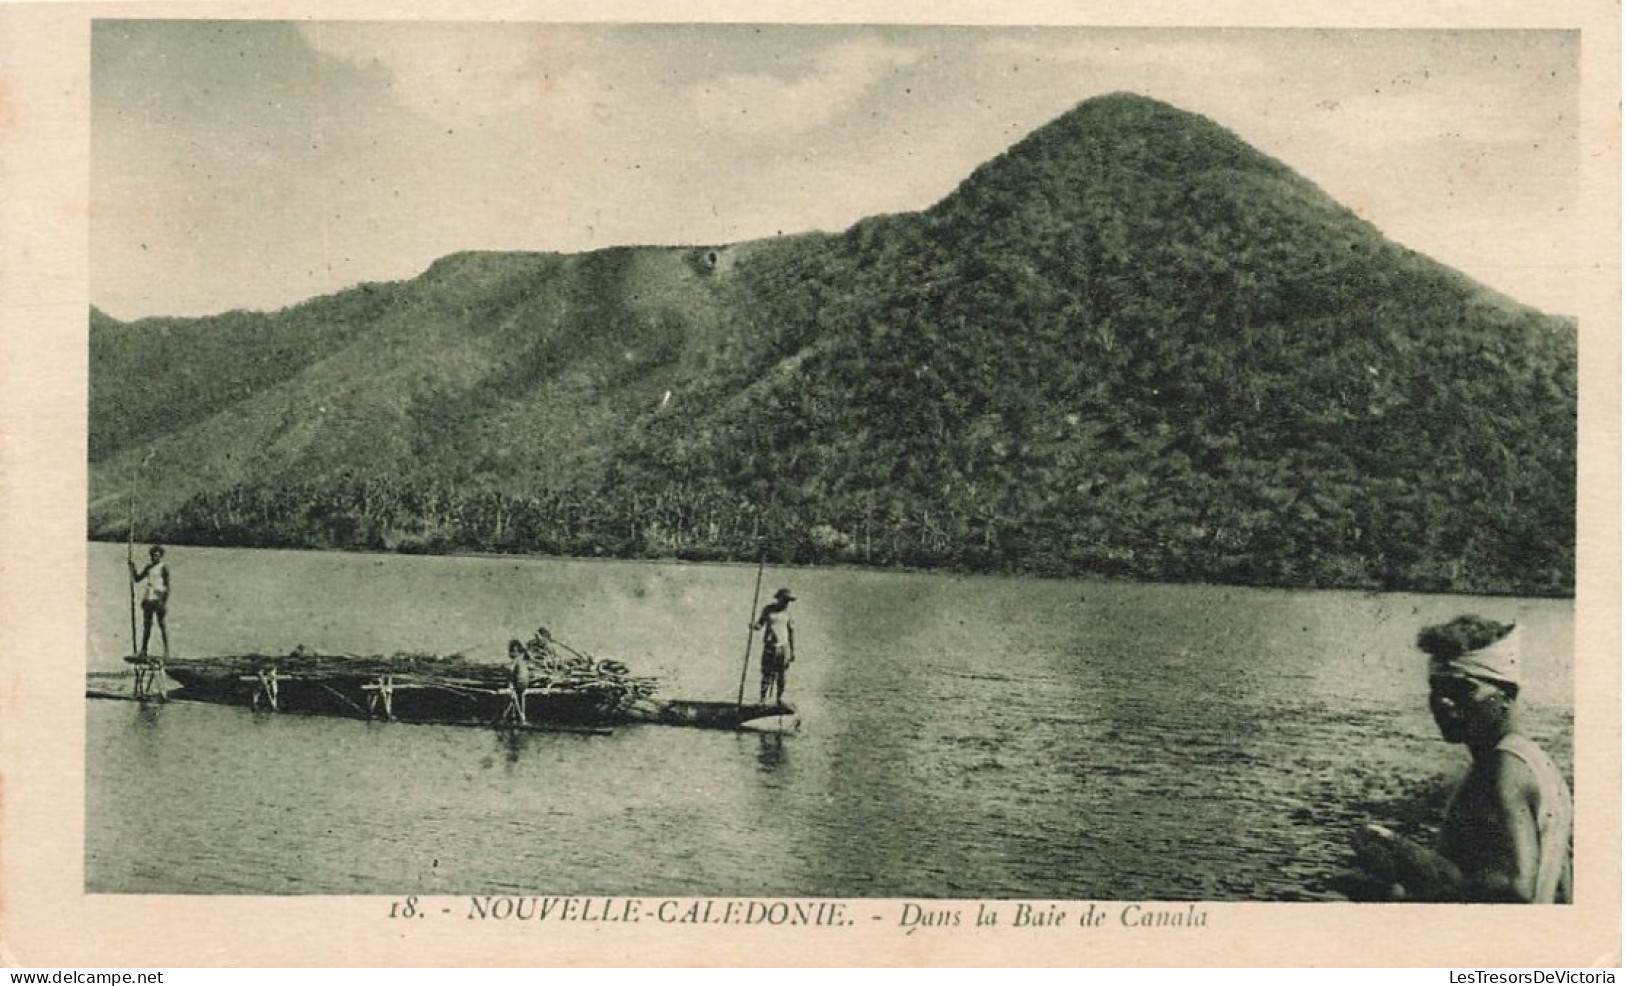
top-left (91, 23), bottom-right (1581, 319)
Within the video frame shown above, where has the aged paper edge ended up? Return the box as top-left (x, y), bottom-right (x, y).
top-left (0, 0), bottom-right (1618, 968)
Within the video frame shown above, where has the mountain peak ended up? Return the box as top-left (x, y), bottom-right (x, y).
top-left (937, 91), bottom-right (1297, 221)
top-left (1064, 90), bottom-right (1203, 121)
top-left (1048, 91), bottom-right (1279, 163)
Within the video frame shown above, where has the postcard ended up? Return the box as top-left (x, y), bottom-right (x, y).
top-left (1, 0), bottom-right (1618, 968)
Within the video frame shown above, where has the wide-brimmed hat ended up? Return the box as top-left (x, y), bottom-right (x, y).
top-left (773, 587), bottom-right (796, 601)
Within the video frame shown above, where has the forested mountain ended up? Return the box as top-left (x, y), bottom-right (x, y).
top-left (89, 93), bottom-right (1576, 595)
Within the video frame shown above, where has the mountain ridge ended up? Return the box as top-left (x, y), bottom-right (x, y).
top-left (89, 93), bottom-right (1576, 595)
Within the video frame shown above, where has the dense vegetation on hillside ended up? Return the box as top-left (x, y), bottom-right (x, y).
top-left (90, 93), bottom-right (1576, 596)
top-left (89, 294), bottom-right (389, 461)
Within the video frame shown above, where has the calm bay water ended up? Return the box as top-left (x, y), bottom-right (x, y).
top-left (85, 543), bottom-right (1573, 899)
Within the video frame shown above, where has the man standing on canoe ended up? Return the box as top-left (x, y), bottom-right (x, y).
top-left (1353, 615), bottom-right (1572, 902)
top-left (129, 544), bottom-right (171, 660)
top-left (753, 587), bottom-right (796, 704)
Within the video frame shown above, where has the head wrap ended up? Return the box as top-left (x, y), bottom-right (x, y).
top-left (1432, 624), bottom-right (1521, 687)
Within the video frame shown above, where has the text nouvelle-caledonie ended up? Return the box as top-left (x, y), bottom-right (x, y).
top-left (461, 896), bottom-right (1210, 929)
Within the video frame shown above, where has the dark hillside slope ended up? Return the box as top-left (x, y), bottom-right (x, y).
top-left (89, 93), bottom-right (1575, 594)
top-left (89, 288), bottom-right (396, 461)
top-left (611, 94), bottom-right (1575, 591)
top-left (90, 246), bottom-right (740, 537)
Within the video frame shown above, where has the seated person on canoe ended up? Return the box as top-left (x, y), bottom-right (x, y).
top-left (1352, 615), bottom-right (1572, 902)
top-left (517, 626), bottom-right (596, 677)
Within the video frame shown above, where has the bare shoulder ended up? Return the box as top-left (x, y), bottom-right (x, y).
top-left (1489, 746), bottom-right (1543, 810)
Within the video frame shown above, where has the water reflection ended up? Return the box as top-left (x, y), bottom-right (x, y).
top-left (755, 732), bottom-right (787, 773)
top-left (129, 703), bottom-right (166, 763)
top-left (498, 728), bottom-right (530, 765)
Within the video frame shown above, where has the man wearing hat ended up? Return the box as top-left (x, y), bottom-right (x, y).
top-left (1353, 615), bottom-right (1572, 902)
top-left (753, 588), bottom-right (797, 704)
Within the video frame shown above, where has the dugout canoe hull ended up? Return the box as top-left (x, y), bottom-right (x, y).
top-left (132, 658), bottom-right (795, 731)
top-left (640, 699), bottom-right (797, 730)
top-left (146, 657), bottom-right (642, 728)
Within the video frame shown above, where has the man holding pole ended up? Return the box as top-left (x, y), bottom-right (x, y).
top-left (753, 587), bottom-right (796, 704)
top-left (129, 544), bottom-right (171, 660)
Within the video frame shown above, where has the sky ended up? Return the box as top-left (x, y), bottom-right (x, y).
top-left (90, 23), bottom-right (1582, 319)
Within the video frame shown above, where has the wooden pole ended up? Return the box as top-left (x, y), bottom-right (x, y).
top-left (126, 504), bottom-right (138, 659)
top-left (735, 528), bottom-right (766, 708)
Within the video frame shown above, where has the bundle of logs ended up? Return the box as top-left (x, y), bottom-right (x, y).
top-left (506, 626), bottom-right (660, 711)
top-left (122, 626), bottom-right (661, 727)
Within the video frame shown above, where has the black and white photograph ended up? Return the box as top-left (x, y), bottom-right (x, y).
top-left (1, 5), bottom-right (1617, 969)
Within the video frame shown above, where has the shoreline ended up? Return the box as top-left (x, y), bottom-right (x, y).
top-left (86, 533), bottom-right (1576, 601)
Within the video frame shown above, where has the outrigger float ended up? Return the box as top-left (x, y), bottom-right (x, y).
top-left (93, 630), bottom-right (794, 733)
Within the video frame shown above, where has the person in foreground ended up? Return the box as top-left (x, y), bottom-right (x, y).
top-left (1353, 615), bottom-right (1572, 902)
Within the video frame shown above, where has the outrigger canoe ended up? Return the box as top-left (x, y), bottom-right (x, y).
top-left (114, 651), bottom-right (794, 732)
